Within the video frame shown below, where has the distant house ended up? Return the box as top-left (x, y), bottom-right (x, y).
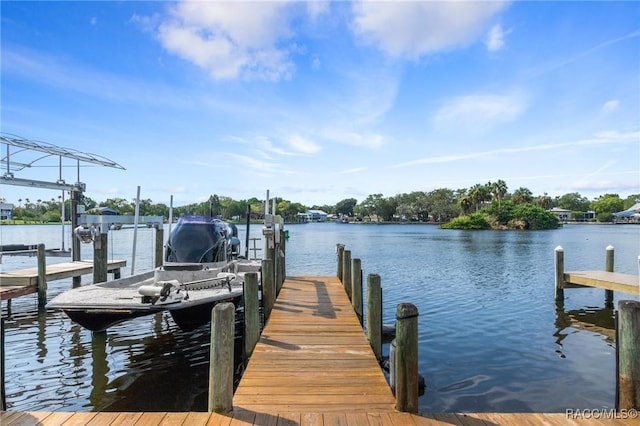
top-left (614, 203), bottom-right (640, 223)
top-left (297, 209), bottom-right (328, 223)
top-left (0, 203), bottom-right (14, 220)
top-left (548, 207), bottom-right (572, 222)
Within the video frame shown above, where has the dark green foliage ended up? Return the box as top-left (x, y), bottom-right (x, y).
top-left (510, 204), bottom-right (560, 230)
top-left (441, 213), bottom-right (491, 230)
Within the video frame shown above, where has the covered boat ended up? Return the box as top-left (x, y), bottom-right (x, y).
top-left (48, 215), bottom-right (260, 332)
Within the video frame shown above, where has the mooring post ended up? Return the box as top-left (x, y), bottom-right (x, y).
top-left (280, 228), bottom-right (286, 282)
top-left (1, 318), bottom-right (5, 411)
top-left (554, 246), bottom-right (565, 303)
top-left (208, 302), bottom-right (235, 413)
top-left (37, 243), bottom-right (47, 309)
top-left (336, 244), bottom-right (344, 281)
top-left (367, 273), bottom-right (382, 361)
top-left (155, 226), bottom-right (164, 268)
top-left (343, 249), bottom-right (352, 300)
top-left (352, 258), bottom-right (363, 325)
top-left (617, 300), bottom-right (640, 410)
top-left (395, 303), bottom-right (419, 413)
top-left (244, 272), bottom-right (260, 362)
top-left (261, 258), bottom-right (275, 322)
top-left (605, 245), bottom-right (615, 308)
top-left (93, 233), bottom-right (108, 285)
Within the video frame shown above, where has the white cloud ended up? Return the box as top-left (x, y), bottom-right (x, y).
top-left (286, 135), bottom-right (321, 154)
top-left (156, 1), bottom-right (295, 81)
top-left (433, 92), bottom-right (528, 127)
top-left (602, 99), bottom-right (620, 114)
top-left (351, 1), bottom-right (509, 59)
top-left (323, 129), bottom-right (385, 149)
top-left (486, 24), bottom-right (508, 52)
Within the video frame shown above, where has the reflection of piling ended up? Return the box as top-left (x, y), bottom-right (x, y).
top-left (208, 302), bottom-right (235, 413)
top-left (616, 300), bottom-right (640, 410)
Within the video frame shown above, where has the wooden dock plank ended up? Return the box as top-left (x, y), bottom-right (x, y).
top-left (0, 260), bottom-right (127, 286)
top-left (564, 271), bottom-right (639, 295)
top-left (1, 411), bottom-right (634, 425)
top-left (233, 275), bottom-right (397, 415)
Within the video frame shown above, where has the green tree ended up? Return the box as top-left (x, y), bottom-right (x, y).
top-left (425, 188), bottom-right (459, 222)
top-left (335, 198), bottom-right (358, 217)
top-left (591, 194), bottom-right (624, 222)
top-left (511, 187), bottom-right (533, 205)
top-left (556, 192), bottom-right (590, 211)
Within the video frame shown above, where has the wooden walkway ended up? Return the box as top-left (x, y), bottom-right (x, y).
top-left (2, 410), bottom-right (637, 425)
top-left (1, 275), bottom-right (636, 424)
top-left (0, 260), bottom-right (126, 300)
top-left (564, 271), bottom-right (639, 295)
top-left (234, 276), bottom-right (395, 413)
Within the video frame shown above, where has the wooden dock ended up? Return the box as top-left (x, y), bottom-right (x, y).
top-left (564, 271), bottom-right (639, 295)
top-left (1, 275), bottom-right (636, 424)
top-left (234, 275), bottom-right (395, 413)
top-left (3, 410), bottom-right (636, 425)
top-left (0, 260), bottom-right (126, 300)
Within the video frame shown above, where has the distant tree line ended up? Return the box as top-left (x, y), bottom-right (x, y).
top-left (2, 180), bottom-right (637, 226)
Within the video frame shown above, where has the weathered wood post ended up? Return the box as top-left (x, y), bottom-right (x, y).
top-left (1, 318), bottom-right (5, 411)
top-left (70, 189), bottom-right (82, 287)
top-left (37, 243), bottom-right (47, 308)
top-left (395, 303), bottom-right (419, 413)
top-left (605, 245), bottom-right (614, 308)
top-left (155, 226), bottom-right (164, 268)
top-left (554, 246), bottom-right (565, 303)
top-left (367, 273), bottom-right (382, 361)
top-left (208, 302), bottom-right (235, 413)
top-left (616, 300), bottom-right (640, 410)
top-left (336, 244), bottom-right (344, 281)
top-left (244, 272), bottom-right (260, 362)
top-left (261, 258), bottom-right (275, 321)
top-left (93, 233), bottom-right (108, 285)
top-left (343, 249), bottom-right (352, 300)
top-left (352, 258), bottom-right (363, 325)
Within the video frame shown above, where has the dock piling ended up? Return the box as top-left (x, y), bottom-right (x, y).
top-left (352, 258), bottom-right (363, 325)
top-left (343, 250), bottom-right (352, 300)
top-left (261, 258), bottom-right (275, 321)
top-left (554, 246), bottom-right (564, 303)
top-left (93, 233), bottom-right (108, 285)
top-left (208, 302), bottom-right (235, 413)
top-left (154, 227), bottom-right (164, 268)
top-left (395, 303), bottom-right (419, 413)
top-left (605, 245), bottom-right (614, 308)
top-left (244, 272), bottom-right (260, 362)
top-left (616, 300), bottom-right (640, 410)
top-left (36, 243), bottom-right (47, 308)
top-left (336, 244), bottom-right (344, 280)
top-left (367, 273), bottom-right (382, 361)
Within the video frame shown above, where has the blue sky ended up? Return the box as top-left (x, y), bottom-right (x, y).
top-left (1, 1), bottom-right (639, 208)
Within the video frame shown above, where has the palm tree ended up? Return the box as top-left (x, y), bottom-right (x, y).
top-left (469, 184), bottom-right (490, 212)
top-left (512, 187), bottom-right (533, 205)
top-left (491, 180), bottom-right (508, 208)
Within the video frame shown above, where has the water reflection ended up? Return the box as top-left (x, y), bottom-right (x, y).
top-left (554, 305), bottom-right (616, 345)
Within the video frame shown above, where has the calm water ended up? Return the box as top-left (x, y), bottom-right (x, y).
top-left (1, 222), bottom-right (639, 413)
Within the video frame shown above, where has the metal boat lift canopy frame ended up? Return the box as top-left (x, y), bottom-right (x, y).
top-left (0, 133), bottom-right (125, 192)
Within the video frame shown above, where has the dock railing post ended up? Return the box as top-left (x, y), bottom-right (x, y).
top-left (155, 226), bottom-right (164, 268)
top-left (208, 302), bottom-right (235, 413)
top-left (244, 272), bottom-right (259, 362)
top-left (554, 246), bottom-right (565, 303)
top-left (93, 233), bottom-right (108, 285)
top-left (261, 258), bottom-right (275, 321)
top-left (37, 243), bottom-right (47, 309)
top-left (352, 258), bottom-right (363, 325)
top-left (336, 244), bottom-right (344, 281)
top-left (395, 303), bottom-right (419, 414)
top-left (367, 273), bottom-right (382, 361)
top-left (616, 300), bottom-right (640, 410)
top-left (1, 318), bottom-right (5, 411)
top-left (605, 245), bottom-right (614, 308)
top-left (343, 249), bottom-right (352, 300)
